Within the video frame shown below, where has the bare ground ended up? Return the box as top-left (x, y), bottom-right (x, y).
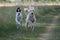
top-left (0, 3), bottom-right (60, 7)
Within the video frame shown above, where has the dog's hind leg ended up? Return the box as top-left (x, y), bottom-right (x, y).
top-left (20, 21), bottom-right (22, 31)
top-left (16, 23), bottom-right (19, 30)
top-left (31, 24), bottom-right (35, 31)
top-left (32, 26), bottom-right (34, 32)
top-left (26, 23), bottom-right (28, 31)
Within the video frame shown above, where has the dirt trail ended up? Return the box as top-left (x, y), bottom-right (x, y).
top-left (39, 16), bottom-right (59, 40)
top-left (0, 3), bottom-right (60, 7)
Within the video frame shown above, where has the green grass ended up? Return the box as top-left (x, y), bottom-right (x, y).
top-left (49, 26), bottom-right (60, 40)
top-left (0, 6), bottom-right (60, 40)
top-left (0, 0), bottom-right (60, 3)
top-left (49, 17), bottom-right (60, 40)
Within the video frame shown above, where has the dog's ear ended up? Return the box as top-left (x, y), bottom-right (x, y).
top-left (16, 7), bottom-right (22, 12)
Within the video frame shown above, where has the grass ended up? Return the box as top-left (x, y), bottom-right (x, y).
top-left (0, 23), bottom-right (47, 40)
top-left (49, 26), bottom-right (60, 40)
top-left (0, 6), bottom-right (60, 40)
top-left (0, 0), bottom-right (60, 4)
top-left (49, 16), bottom-right (60, 40)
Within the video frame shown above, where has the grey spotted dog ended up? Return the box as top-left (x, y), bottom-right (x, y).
top-left (15, 7), bottom-right (22, 30)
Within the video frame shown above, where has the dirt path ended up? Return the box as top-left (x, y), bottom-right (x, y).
top-left (39, 16), bottom-right (59, 40)
top-left (0, 3), bottom-right (60, 7)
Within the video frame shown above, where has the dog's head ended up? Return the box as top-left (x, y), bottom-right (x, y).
top-left (16, 7), bottom-right (21, 12)
top-left (29, 12), bottom-right (34, 17)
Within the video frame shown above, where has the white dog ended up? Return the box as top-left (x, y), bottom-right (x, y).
top-left (24, 5), bottom-right (34, 15)
top-left (26, 6), bottom-right (36, 31)
top-left (15, 7), bottom-right (22, 30)
top-left (24, 7), bottom-right (28, 15)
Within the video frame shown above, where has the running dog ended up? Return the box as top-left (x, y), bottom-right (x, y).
top-left (15, 7), bottom-right (22, 30)
top-left (26, 6), bottom-right (36, 31)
